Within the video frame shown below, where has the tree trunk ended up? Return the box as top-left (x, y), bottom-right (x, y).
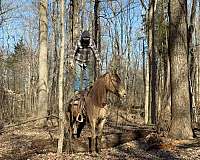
top-left (72, 0), bottom-right (81, 45)
top-left (144, 51), bottom-right (150, 124)
top-left (188, 0), bottom-right (197, 123)
top-left (81, 0), bottom-right (86, 30)
top-left (168, 0), bottom-right (193, 139)
top-left (52, 0), bottom-right (60, 115)
top-left (145, 0), bottom-right (157, 124)
top-left (149, 0), bottom-right (157, 125)
top-left (38, 0), bottom-right (48, 126)
top-left (94, 0), bottom-right (100, 79)
top-left (57, 0), bottom-right (65, 154)
top-left (196, 1), bottom-right (200, 106)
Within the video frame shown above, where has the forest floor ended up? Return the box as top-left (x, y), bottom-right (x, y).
top-left (1, 108), bottom-right (200, 160)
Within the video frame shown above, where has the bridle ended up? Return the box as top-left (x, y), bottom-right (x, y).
top-left (108, 73), bottom-right (121, 96)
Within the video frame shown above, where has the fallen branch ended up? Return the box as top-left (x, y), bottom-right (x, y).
top-left (4, 114), bottom-right (59, 129)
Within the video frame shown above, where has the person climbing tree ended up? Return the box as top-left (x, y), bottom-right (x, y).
top-left (69, 30), bottom-right (101, 93)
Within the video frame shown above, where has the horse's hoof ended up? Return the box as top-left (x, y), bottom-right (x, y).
top-left (96, 148), bottom-right (101, 153)
top-left (89, 147), bottom-right (95, 153)
top-left (77, 134), bottom-right (81, 138)
top-left (72, 134), bottom-right (76, 139)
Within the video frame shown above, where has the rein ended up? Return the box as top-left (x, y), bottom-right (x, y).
top-left (108, 73), bottom-right (119, 96)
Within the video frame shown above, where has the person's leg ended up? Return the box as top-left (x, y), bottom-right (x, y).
top-left (87, 60), bottom-right (95, 87)
top-left (82, 61), bottom-right (94, 90)
top-left (82, 64), bottom-right (89, 90)
top-left (74, 62), bottom-right (81, 92)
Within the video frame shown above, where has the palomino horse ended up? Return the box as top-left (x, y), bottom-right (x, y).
top-left (67, 70), bottom-right (126, 152)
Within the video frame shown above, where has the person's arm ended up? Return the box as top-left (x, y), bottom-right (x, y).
top-left (90, 40), bottom-right (101, 67)
top-left (69, 41), bottom-right (80, 68)
top-left (90, 39), bottom-right (101, 76)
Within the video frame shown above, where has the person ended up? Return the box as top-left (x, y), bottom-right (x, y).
top-left (69, 30), bottom-right (101, 93)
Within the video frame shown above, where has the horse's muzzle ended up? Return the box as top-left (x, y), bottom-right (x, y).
top-left (122, 93), bottom-right (126, 98)
top-left (118, 88), bottom-right (126, 98)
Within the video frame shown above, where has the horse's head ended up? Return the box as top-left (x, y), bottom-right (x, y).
top-left (104, 70), bottom-right (126, 98)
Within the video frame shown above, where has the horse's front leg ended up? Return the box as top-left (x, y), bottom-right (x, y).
top-left (96, 118), bottom-right (106, 153)
top-left (90, 119), bottom-right (96, 152)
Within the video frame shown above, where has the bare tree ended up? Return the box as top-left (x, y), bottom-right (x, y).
top-left (0, 0), bottom-right (16, 27)
top-left (168, 0), bottom-right (193, 139)
top-left (143, 0), bottom-right (157, 124)
top-left (94, 0), bottom-right (101, 78)
top-left (188, 0), bottom-right (197, 123)
top-left (149, 0), bottom-right (157, 125)
top-left (57, 0), bottom-right (65, 154)
top-left (38, 0), bottom-right (48, 126)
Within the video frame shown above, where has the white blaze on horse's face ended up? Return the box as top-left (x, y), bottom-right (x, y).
top-left (118, 85), bottom-right (126, 98)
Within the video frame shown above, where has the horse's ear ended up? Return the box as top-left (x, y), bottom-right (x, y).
top-left (111, 68), bottom-right (117, 75)
top-left (113, 68), bottom-right (118, 74)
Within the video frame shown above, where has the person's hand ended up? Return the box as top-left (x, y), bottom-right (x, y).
top-left (69, 61), bottom-right (74, 69)
top-left (97, 61), bottom-right (101, 70)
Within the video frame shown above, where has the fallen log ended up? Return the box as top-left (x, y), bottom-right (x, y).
top-left (66, 128), bottom-right (155, 153)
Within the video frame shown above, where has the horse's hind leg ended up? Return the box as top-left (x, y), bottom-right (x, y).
top-left (89, 119), bottom-right (96, 152)
top-left (69, 111), bottom-right (77, 139)
top-left (77, 120), bottom-right (86, 138)
top-left (96, 118), bottom-right (106, 153)
top-left (72, 121), bottom-right (78, 138)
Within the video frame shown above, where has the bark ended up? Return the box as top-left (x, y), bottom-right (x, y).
top-left (145, 0), bottom-right (157, 124)
top-left (168, 0), bottom-right (193, 139)
top-left (144, 51), bottom-right (150, 124)
top-left (38, 0), bottom-right (48, 126)
top-left (149, 0), bottom-right (157, 125)
top-left (94, 0), bottom-right (101, 79)
top-left (66, 0), bottom-right (81, 99)
top-left (188, 0), bottom-right (197, 123)
top-left (196, 1), bottom-right (200, 106)
top-left (72, 0), bottom-right (81, 45)
top-left (57, 0), bottom-right (65, 154)
top-left (81, 0), bottom-right (86, 30)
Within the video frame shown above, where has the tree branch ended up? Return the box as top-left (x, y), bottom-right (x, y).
top-left (139, 0), bottom-right (147, 10)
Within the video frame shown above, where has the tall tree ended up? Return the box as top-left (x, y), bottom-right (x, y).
top-left (38, 0), bottom-right (48, 126)
top-left (68, 0), bottom-right (81, 95)
top-left (139, 1), bottom-right (150, 125)
top-left (57, 0), bottom-right (65, 154)
top-left (94, 0), bottom-right (101, 78)
top-left (143, 0), bottom-right (157, 124)
top-left (188, 0), bottom-right (197, 122)
top-left (168, 0), bottom-right (193, 139)
top-left (149, 0), bottom-right (157, 125)
top-left (70, 0), bottom-right (81, 45)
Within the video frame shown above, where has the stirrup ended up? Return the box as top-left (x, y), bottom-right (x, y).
top-left (76, 113), bottom-right (83, 122)
top-left (74, 90), bottom-right (79, 95)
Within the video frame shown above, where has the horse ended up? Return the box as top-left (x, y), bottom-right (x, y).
top-left (67, 70), bottom-right (126, 152)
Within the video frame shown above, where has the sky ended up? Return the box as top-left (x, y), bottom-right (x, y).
top-left (0, 0), bottom-right (144, 57)
top-left (0, 0), bottom-right (38, 52)
top-left (0, 0), bottom-right (196, 55)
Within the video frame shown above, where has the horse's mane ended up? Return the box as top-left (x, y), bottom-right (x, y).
top-left (87, 73), bottom-right (108, 108)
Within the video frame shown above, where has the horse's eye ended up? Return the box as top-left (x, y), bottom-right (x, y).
top-left (113, 78), bottom-right (120, 83)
